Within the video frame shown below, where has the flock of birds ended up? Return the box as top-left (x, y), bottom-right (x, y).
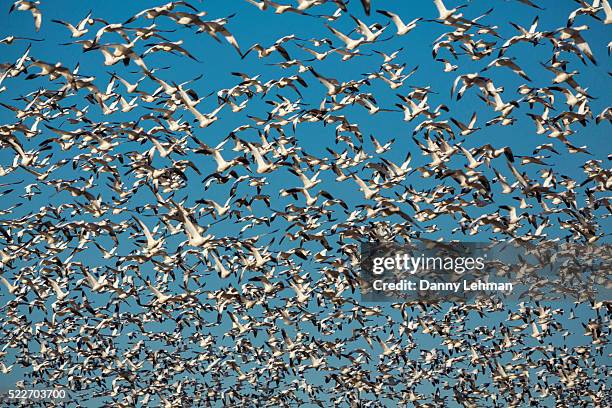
top-left (0, 0), bottom-right (610, 406)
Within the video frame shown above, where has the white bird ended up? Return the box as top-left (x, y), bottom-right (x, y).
top-left (199, 196), bottom-right (232, 217)
top-left (195, 139), bottom-right (243, 173)
top-left (247, 143), bottom-right (276, 174)
top-left (326, 23), bottom-right (364, 50)
top-left (377, 10), bottom-right (421, 35)
top-left (351, 174), bottom-right (379, 199)
top-left (433, 0), bottom-right (464, 21)
top-left (176, 203), bottom-right (212, 248)
top-left (133, 216), bottom-right (164, 255)
top-left (0, 276), bottom-right (18, 295)
top-left (9, 1), bottom-right (42, 32)
top-left (460, 146), bottom-right (483, 169)
top-left (210, 252), bottom-right (231, 278)
top-left (82, 268), bottom-right (106, 292)
top-left (48, 278), bottom-right (69, 301)
top-left (146, 280), bottom-right (173, 305)
top-left (598, 0), bottom-right (612, 24)
top-left (51, 10), bottom-right (92, 38)
top-left (451, 113), bottom-right (480, 136)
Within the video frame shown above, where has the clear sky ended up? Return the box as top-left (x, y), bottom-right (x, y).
top-left (0, 0), bottom-right (610, 406)
top-left (2, 0), bottom-right (610, 238)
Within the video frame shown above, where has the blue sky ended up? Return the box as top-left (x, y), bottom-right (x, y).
top-left (3, 0), bottom-right (610, 240)
top-left (1, 0), bottom-right (611, 406)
